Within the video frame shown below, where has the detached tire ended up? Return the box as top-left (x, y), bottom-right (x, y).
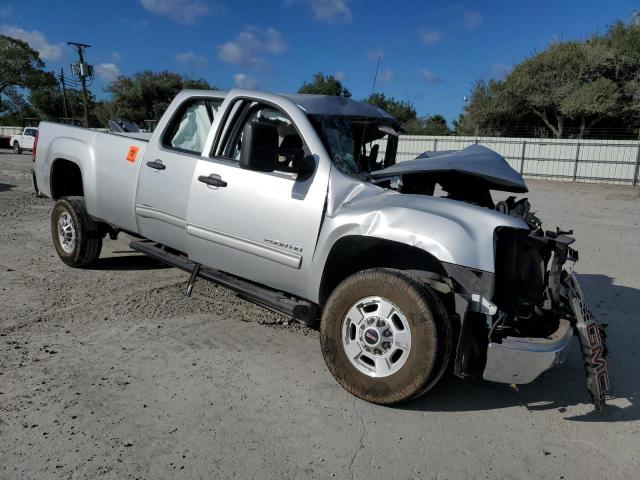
top-left (320, 268), bottom-right (452, 404)
top-left (51, 196), bottom-right (102, 268)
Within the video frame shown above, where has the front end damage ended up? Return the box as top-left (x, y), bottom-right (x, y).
top-left (446, 199), bottom-right (610, 410)
top-left (327, 137), bottom-right (610, 410)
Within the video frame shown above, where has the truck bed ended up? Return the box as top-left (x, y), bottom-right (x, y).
top-left (34, 122), bottom-right (149, 234)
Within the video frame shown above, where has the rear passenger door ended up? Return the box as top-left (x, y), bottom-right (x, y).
top-left (136, 96), bottom-right (223, 252)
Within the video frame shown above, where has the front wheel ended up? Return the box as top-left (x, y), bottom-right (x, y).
top-left (51, 197), bottom-right (102, 268)
top-left (320, 268), bottom-right (453, 404)
top-left (13, 141), bottom-right (22, 154)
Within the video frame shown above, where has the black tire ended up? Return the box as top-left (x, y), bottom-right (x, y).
top-left (320, 268), bottom-right (453, 404)
top-left (13, 141), bottom-right (22, 154)
top-left (51, 196), bottom-right (102, 268)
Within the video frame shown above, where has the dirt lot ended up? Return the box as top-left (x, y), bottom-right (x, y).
top-left (1, 149), bottom-right (639, 479)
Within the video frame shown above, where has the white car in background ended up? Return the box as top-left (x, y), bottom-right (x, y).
top-left (10, 127), bottom-right (38, 154)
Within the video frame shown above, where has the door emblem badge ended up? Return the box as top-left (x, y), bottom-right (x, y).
top-left (264, 238), bottom-right (303, 253)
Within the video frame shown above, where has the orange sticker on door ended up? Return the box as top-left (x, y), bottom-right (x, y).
top-left (126, 146), bottom-right (140, 163)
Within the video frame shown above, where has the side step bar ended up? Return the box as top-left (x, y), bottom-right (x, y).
top-left (130, 240), bottom-right (320, 325)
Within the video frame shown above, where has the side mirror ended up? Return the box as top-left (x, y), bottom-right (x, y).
top-left (240, 121), bottom-right (279, 172)
top-left (295, 155), bottom-right (315, 181)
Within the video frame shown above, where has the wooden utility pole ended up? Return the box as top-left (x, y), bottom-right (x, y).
top-left (68, 42), bottom-right (92, 127)
top-left (59, 68), bottom-right (68, 119)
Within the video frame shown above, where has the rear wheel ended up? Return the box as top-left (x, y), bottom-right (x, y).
top-left (51, 197), bottom-right (102, 267)
top-left (13, 141), bottom-right (22, 154)
top-left (320, 268), bottom-right (453, 404)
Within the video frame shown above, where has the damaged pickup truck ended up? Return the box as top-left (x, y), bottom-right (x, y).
top-left (33, 89), bottom-right (609, 409)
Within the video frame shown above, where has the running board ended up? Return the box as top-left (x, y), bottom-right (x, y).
top-left (130, 240), bottom-right (319, 325)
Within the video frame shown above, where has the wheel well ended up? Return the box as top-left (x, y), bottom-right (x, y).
top-left (319, 236), bottom-right (449, 306)
top-left (50, 159), bottom-right (83, 199)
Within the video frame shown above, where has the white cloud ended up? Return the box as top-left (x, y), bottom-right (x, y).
top-left (334, 70), bottom-right (346, 81)
top-left (233, 73), bottom-right (258, 89)
top-left (264, 27), bottom-right (287, 54)
top-left (175, 51), bottom-right (207, 67)
top-left (463, 11), bottom-right (483, 29)
top-left (95, 63), bottom-right (121, 82)
top-left (366, 48), bottom-right (384, 60)
top-left (219, 26), bottom-right (287, 69)
top-left (0, 25), bottom-right (63, 61)
top-left (308, 0), bottom-right (351, 24)
top-left (419, 69), bottom-right (442, 84)
top-left (139, 0), bottom-right (215, 24)
top-left (419, 29), bottom-right (442, 46)
top-left (378, 69), bottom-right (393, 84)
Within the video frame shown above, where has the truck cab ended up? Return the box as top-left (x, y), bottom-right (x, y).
top-left (11, 127), bottom-right (38, 154)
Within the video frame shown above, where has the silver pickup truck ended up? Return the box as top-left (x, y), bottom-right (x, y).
top-left (33, 89), bottom-right (609, 409)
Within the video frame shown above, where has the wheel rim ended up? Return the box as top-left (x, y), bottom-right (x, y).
top-left (341, 296), bottom-right (412, 378)
top-left (57, 211), bottom-right (76, 254)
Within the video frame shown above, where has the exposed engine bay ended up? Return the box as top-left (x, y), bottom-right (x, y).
top-left (368, 145), bottom-right (610, 410)
top-left (311, 115), bottom-right (610, 410)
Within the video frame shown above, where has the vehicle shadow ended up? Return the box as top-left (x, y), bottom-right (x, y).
top-left (400, 273), bottom-right (639, 422)
top-left (90, 254), bottom-right (167, 271)
top-left (0, 183), bottom-right (16, 192)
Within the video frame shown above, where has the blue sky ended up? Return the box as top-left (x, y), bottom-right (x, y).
top-left (1, 0), bottom-right (638, 122)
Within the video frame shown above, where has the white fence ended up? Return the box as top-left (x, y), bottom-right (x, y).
top-left (387, 135), bottom-right (640, 186)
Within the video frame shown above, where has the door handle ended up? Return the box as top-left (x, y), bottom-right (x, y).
top-left (198, 174), bottom-right (227, 188)
top-left (146, 160), bottom-right (166, 170)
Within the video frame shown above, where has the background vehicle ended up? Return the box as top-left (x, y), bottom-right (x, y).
top-left (10, 127), bottom-right (38, 154)
top-left (33, 89), bottom-right (609, 409)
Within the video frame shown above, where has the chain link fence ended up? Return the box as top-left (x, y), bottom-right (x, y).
top-left (380, 135), bottom-right (640, 186)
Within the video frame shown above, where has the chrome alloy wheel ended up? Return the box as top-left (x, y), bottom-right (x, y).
top-left (57, 211), bottom-right (76, 254)
top-left (341, 296), bottom-right (412, 378)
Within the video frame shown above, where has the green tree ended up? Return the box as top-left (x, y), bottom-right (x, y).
top-left (29, 84), bottom-right (94, 122)
top-left (460, 21), bottom-right (640, 139)
top-left (363, 93), bottom-right (416, 124)
top-left (0, 35), bottom-right (55, 95)
top-left (456, 80), bottom-right (525, 136)
top-left (600, 20), bottom-right (640, 130)
top-left (508, 41), bottom-right (619, 138)
top-left (92, 100), bottom-right (116, 128)
top-left (404, 114), bottom-right (451, 135)
top-left (106, 71), bottom-right (215, 125)
top-left (298, 73), bottom-right (351, 97)
top-left (0, 87), bottom-right (34, 124)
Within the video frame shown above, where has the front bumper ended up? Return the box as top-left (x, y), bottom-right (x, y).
top-left (482, 319), bottom-right (574, 384)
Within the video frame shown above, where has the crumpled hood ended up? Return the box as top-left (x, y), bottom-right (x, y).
top-left (323, 178), bottom-right (528, 272)
top-left (369, 144), bottom-right (528, 193)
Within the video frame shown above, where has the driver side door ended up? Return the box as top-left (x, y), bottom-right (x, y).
top-left (185, 98), bottom-right (329, 298)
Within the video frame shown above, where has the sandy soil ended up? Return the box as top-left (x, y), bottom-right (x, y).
top-left (1, 149), bottom-right (639, 479)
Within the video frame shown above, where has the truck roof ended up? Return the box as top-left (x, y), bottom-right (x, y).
top-left (179, 89), bottom-right (399, 125)
top-left (282, 94), bottom-right (399, 124)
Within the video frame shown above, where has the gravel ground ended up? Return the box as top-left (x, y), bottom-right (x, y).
top-left (1, 149), bottom-right (639, 479)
